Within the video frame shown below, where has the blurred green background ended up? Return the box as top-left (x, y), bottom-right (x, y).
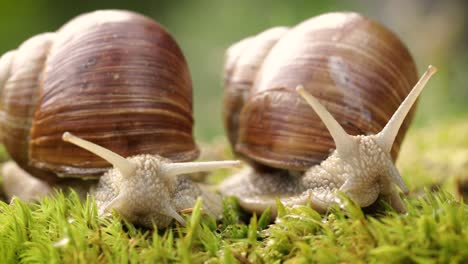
top-left (0, 0), bottom-right (466, 142)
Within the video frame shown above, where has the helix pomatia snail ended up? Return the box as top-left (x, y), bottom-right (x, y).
top-left (219, 12), bottom-right (437, 214)
top-left (0, 10), bottom-right (240, 228)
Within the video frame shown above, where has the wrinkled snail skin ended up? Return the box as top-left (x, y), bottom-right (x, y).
top-left (90, 155), bottom-right (226, 228)
top-left (220, 66), bottom-right (437, 215)
top-left (61, 132), bottom-right (239, 228)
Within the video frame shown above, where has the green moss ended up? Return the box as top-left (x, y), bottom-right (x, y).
top-left (0, 120), bottom-right (467, 263)
top-left (0, 190), bottom-right (466, 263)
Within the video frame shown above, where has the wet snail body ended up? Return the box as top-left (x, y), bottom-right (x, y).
top-left (62, 132), bottom-right (239, 228)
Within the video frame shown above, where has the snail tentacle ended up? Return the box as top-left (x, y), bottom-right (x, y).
top-left (62, 132), bottom-right (137, 179)
top-left (385, 159), bottom-right (408, 194)
top-left (376, 65), bottom-right (438, 152)
top-left (99, 193), bottom-right (126, 216)
top-left (380, 189), bottom-right (406, 213)
top-left (161, 160), bottom-right (241, 178)
top-left (296, 85), bottom-right (357, 156)
top-left (161, 203), bottom-right (186, 225)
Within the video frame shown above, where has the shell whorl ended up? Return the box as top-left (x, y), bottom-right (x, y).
top-left (223, 27), bottom-right (289, 150)
top-left (0, 33), bottom-right (55, 180)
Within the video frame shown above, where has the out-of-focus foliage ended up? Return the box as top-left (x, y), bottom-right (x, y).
top-left (1, 0), bottom-right (466, 141)
top-left (398, 119), bottom-right (468, 200)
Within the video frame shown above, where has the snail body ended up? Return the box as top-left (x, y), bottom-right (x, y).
top-left (220, 12), bottom-right (436, 213)
top-left (0, 10), bottom-right (240, 228)
top-left (62, 132), bottom-right (238, 227)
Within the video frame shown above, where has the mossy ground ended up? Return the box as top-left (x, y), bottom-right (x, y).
top-left (0, 120), bottom-right (467, 263)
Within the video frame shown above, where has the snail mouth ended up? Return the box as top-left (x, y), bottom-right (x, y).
top-left (338, 179), bottom-right (381, 208)
top-left (342, 189), bottom-right (379, 208)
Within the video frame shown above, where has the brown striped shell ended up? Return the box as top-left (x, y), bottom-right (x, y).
top-left (223, 12), bottom-right (418, 171)
top-left (0, 10), bottom-right (198, 182)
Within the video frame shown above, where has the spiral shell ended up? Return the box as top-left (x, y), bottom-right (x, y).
top-left (0, 10), bottom-right (198, 181)
top-left (224, 12), bottom-right (418, 171)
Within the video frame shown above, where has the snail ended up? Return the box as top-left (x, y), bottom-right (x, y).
top-left (0, 10), bottom-right (240, 228)
top-left (220, 12), bottom-right (437, 214)
top-left (62, 132), bottom-right (240, 227)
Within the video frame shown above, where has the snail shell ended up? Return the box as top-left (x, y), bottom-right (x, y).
top-left (223, 12), bottom-right (418, 171)
top-left (0, 10), bottom-right (197, 182)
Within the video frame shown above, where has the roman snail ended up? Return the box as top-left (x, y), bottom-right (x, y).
top-left (219, 12), bottom-right (437, 214)
top-left (0, 10), bottom-right (241, 228)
